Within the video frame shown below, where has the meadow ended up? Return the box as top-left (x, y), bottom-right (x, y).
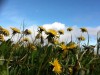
top-left (0, 26), bottom-right (100, 75)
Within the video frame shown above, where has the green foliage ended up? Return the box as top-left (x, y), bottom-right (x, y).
top-left (0, 26), bottom-right (100, 75)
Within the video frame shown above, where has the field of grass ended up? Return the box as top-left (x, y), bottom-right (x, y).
top-left (0, 26), bottom-right (100, 75)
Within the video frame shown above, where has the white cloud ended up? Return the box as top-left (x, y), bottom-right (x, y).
top-left (27, 22), bottom-right (100, 45)
top-left (87, 26), bottom-right (100, 36)
top-left (3, 22), bottom-right (100, 45)
top-left (43, 22), bottom-right (66, 30)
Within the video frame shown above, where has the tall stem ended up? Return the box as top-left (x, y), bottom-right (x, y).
top-left (70, 32), bottom-right (72, 42)
top-left (97, 32), bottom-right (99, 55)
top-left (87, 32), bottom-right (89, 46)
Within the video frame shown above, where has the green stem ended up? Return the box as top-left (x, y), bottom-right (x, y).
top-left (37, 47), bottom-right (48, 75)
top-left (97, 32), bottom-right (99, 55)
top-left (87, 32), bottom-right (89, 46)
top-left (7, 51), bottom-right (13, 75)
top-left (70, 32), bottom-right (72, 42)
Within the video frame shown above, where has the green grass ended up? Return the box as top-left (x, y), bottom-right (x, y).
top-left (0, 26), bottom-right (100, 75)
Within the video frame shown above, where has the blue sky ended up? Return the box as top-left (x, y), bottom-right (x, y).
top-left (0, 0), bottom-right (100, 27)
top-left (0, 0), bottom-right (100, 45)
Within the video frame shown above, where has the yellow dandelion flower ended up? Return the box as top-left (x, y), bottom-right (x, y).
top-left (0, 34), bottom-right (5, 42)
top-left (50, 59), bottom-right (62, 74)
top-left (68, 66), bottom-right (73, 74)
top-left (31, 45), bottom-right (37, 50)
top-left (46, 29), bottom-right (57, 37)
top-left (54, 39), bottom-right (59, 44)
top-left (22, 37), bottom-right (29, 42)
top-left (60, 44), bottom-right (67, 51)
top-left (38, 26), bottom-right (46, 32)
top-left (69, 43), bottom-right (77, 49)
top-left (23, 29), bottom-right (32, 35)
top-left (1, 28), bottom-right (10, 36)
top-left (27, 44), bottom-right (37, 50)
top-left (11, 27), bottom-right (20, 34)
top-left (80, 28), bottom-right (87, 32)
top-left (67, 27), bottom-right (73, 31)
top-left (78, 36), bottom-right (85, 41)
top-left (58, 30), bottom-right (64, 35)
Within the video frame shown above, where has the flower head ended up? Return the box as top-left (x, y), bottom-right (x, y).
top-left (38, 26), bottom-right (46, 32)
top-left (27, 44), bottom-right (37, 50)
top-left (67, 27), bottom-right (73, 31)
top-left (0, 34), bottom-right (4, 42)
top-left (80, 28), bottom-right (87, 32)
top-left (68, 66), bottom-right (73, 74)
top-left (23, 29), bottom-right (32, 35)
top-left (11, 27), bottom-right (20, 35)
top-left (68, 43), bottom-right (77, 49)
top-left (46, 29), bottom-right (57, 37)
top-left (50, 59), bottom-right (62, 74)
top-left (31, 45), bottom-right (36, 50)
top-left (58, 30), bottom-right (64, 35)
top-left (78, 36), bottom-right (85, 41)
top-left (1, 28), bottom-right (10, 36)
top-left (22, 37), bottom-right (29, 42)
top-left (60, 44), bottom-right (67, 51)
